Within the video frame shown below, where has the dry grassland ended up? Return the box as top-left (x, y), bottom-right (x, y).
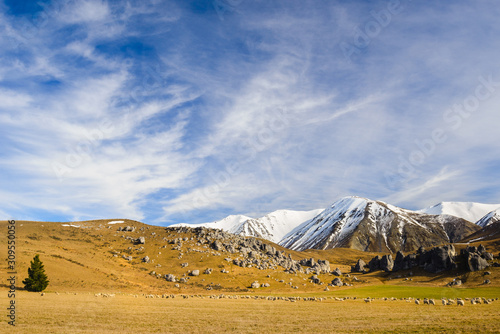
top-left (1, 291), bottom-right (499, 333)
top-left (1, 220), bottom-right (499, 333)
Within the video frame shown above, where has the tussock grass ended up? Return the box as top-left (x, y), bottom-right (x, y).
top-left (1, 292), bottom-right (499, 333)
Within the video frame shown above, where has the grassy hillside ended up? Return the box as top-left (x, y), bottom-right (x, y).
top-left (1, 219), bottom-right (499, 295)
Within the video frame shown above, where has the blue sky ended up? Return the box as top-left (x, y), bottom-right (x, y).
top-left (1, 0), bottom-right (500, 225)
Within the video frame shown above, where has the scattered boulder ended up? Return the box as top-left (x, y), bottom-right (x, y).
top-left (310, 275), bottom-right (321, 284)
top-left (142, 256), bottom-right (150, 263)
top-left (484, 279), bottom-right (491, 285)
top-left (352, 259), bottom-right (366, 272)
top-left (190, 270), bottom-right (200, 276)
top-left (135, 237), bottom-right (146, 245)
top-left (262, 283), bottom-right (270, 287)
top-left (251, 282), bottom-right (260, 289)
top-left (448, 279), bottom-right (462, 286)
top-left (165, 274), bottom-right (176, 282)
top-left (211, 240), bottom-right (224, 251)
top-left (204, 268), bottom-right (213, 275)
top-left (332, 268), bottom-right (342, 276)
top-left (331, 278), bottom-right (343, 287)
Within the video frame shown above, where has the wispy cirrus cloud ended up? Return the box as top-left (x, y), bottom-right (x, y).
top-left (0, 0), bottom-right (499, 224)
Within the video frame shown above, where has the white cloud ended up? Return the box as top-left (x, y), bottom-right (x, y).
top-left (1, 1), bottom-right (500, 224)
top-left (59, 0), bottom-right (110, 23)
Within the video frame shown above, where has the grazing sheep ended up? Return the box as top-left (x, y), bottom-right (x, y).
top-left (457, 300), bottom-right (465, 306)
top-left (415, 299), bottom-right (420, 305)
top-left (429, 299), bottom-right (435, 305)
top-left (442, 299), bottom-right (447, 306)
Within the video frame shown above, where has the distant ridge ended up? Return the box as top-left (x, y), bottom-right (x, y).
top-left (171, 209), bottom-right (323, 243)
top-left (174, 197), bottom-right (499, 252)
top-left (476, 208), bottom-right (500, 228)
top-left (418, 202), bottom-right (500, 223)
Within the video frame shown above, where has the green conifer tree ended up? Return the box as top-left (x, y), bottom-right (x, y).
top-left (22, 254), bottom-right (49, 292)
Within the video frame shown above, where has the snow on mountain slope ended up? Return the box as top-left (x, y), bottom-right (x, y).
top-left (172, 214), bottom-right (251, 231)
top-left (476, 209), bottom-right (500, 228)
top-left (280, 196), bottom-right (480, 252)
top-left (280, 197), bottom-right (368, 250)
top-left (419, 202), bottom-right (500, 223)
top-left (232, 209), bottom-right (324, 243)
top-left (172, 209), bottom-right (322, 243)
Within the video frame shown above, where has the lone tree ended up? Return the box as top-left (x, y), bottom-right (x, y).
top-left (23, 254), bottom-right (49, 292)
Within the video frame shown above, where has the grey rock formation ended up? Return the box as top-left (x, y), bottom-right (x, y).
top-left (165, 274), bottom-right (176, 282)
top-left (352, 259), bottom-right (366, 273)
top-left (423, 245), bottom-right (456, 273)
top-left (368, 256), bottom-right (381, 272)
top-left (393, 251), bottom-right (405, 272)
top-left (483, 252), bottom-right (494, 261)
top-left (310, 275), bottom-right (321, 284)
top-left (331, 278), bottom-right (343, 287)
top-left (466, 254), bottom-right (489, 272)
top-left (380, 254), bottom-right (394, 272)
top-left (462, 244), bottom-right (491, 272)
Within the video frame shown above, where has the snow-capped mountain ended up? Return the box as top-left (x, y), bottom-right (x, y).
top-left (418, 202), bottom-right (500, 223)
top-left (279, 196), bottom-right (480, 253)
top-left (172, 209), bottom-right (323, 243)
top-left (476, 209), bottom-right (500, 228)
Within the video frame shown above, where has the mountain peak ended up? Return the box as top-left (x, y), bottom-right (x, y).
top-left (280, 199), bottom-right (479, 252)
top-left (476, 209), bottom-right (500, 228)
top-left (418, 201), bottom-right (500, 223)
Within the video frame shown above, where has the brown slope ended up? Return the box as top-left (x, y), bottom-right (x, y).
top-left (459, 220), bottom-right (500, 243)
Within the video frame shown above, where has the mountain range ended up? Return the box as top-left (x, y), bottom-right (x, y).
top-left (172, 196), bottom-right (500, 253)
top-left (174, 209), bottom-right (323, 243)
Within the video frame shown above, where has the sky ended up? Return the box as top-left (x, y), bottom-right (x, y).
top-left (1, 0), bottom-right (500, 225)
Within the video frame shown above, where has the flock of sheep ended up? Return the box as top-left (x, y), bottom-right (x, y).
top-left (90, 292), bottom-right (497, 306)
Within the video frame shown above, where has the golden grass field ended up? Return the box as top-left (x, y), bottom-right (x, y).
top-left (1, 219), bottom-right (499, 333)
top-left (1, 291), bottom-right (499, 333)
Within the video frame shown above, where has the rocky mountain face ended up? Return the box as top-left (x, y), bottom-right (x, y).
top-left (476, 209), bottom-right (500, 228)
top-left (279, 197), bottom-right (480, 253)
